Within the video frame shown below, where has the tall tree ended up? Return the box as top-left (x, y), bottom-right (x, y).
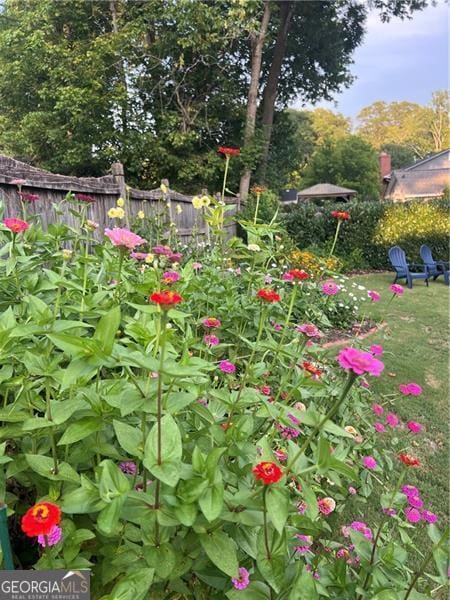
top-left (428, 90), bottom-right (450, 152)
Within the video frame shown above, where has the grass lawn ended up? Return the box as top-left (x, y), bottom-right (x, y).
top-left (345, 271), bottom-right (448, 579)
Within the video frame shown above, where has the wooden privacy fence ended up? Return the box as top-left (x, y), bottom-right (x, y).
top-left (0, 155), bottom-right (239, 243)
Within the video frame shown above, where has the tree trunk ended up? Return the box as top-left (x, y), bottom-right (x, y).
top-left (259, 0), bottom-right (294, 182)
top-left (110, 0), bottom-right (128, 136)
top-left (238, 1), bottom-right (271, 203)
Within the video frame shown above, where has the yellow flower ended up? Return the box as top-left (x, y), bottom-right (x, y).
top-left (247, 243), bottom-right (260, 252)
top-left (192, 196), bottom-right (203, 210)
top-left (160, 183), bottom-right (168, 194)
top-left (108, 207), bottom-right (119, 218)
top-left (201, 195), bottom-right (211, 207)
top-left (62, 249), bottom-right (73, 260)
top-left (137, 210), bottom-right (145, 220)
top-left (176, 204), bottom-right (183, 214)
top-left (116, 197), bottom-right (125, 207)
top-left (145, 253), bottom-right (154, 264)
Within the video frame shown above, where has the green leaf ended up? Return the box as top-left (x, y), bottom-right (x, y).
top-left (299, 480), bottom-right (318, 521)
top-left (143, 544), bottom-right (176, 579)
top-left (108, 568), bottom-right (155, 600)
top-left (25, 454), bottom-right (79, 483)
top-left (316, 437), bottom-right (331, 474)
top-left (57, 417), bottom-right (102, 445)
top-left (94, 306), bottom-right (121, 355)
top-left (174, 502), bottom-right (197, 526)
top-left (166, 391), bottom-right (196, 414)
top-left (199, 530), bottom-right (239, 578)
top-left (113, 420), bottom-right (143, 459)
top-left (265, 486), bottom-right (289, 534)
top-left (62, 476), bottom-right (106, 514)
top-left (289, 566), bottom-right (318, 599)
top-left (97, 495), bottom-right (125, 536)
top-left (226, 582), bottom-right (271, 599)
top-left (98, 459), bottom-right (131, 501)
top-left (199, 483), bottom-right (224, 521)
top-left (143, 414), bottom-right (182, 487)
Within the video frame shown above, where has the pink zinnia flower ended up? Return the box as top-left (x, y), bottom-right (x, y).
top-left (3, 217), bottom-right (29, 233)
top-left (287, 413), bottom-right (301, 425)
top-left (401, 485), bottom-right (420, 497)
top-left (282, 272), bottom-right (294, 281)
top-left (203, 334), bottom-right (220, 346)
top-left (38, 525), bottom-right (62, 547)
top-left (274, 449), bottom-right (288, 461)
top-left (360, 378), bottom-right (370, 389)
top-left (19, 192), bottom-right (40, 202)
top-left (407, 421), bottom-right (423, 434)
top-left (105, 228), bottom-right (146, 250)
top-left (272, 322), bottom-right (282, 332)
top-left (337, 347), bottom-right (384, 377)
top-left (322, 281), bottom-right (341, 295)
top-left (399, 382), bottom-right (423, 396)
top-left (130, 252), bottom-right (149, 260)
top-left (348, 486), bottom-right (357, 495)
top-left (348, 521), bottom-right (372, 540)
top-left (407, 496), bottom-right (423, 509)
top-left (192, 262), bottom-right (203, 270)
top-left (119, 461), bottom-right (137, 475)
top-left (296, 323), bottom-right (322, 338)
top-left (318, 497), bottom-right (336, 515)
top-left (405, 507), bottom-right (421, 523)
top-left (231, 567), bottom-right (250, 590)
top-left (370, 344), bottom-right (383, 356)
top-left (202, 317), bottom-right (221, 328)
top-left (264, 274), bottom-right (273, 284)
top-left (421, 510), bottom-right (438, 524)
top-left (297, 501), bottom-right (307, 514)
top-left (362, 456), bottom-right (377, 470)
top-left (162, 271), bottom-right (180, 284)
top-left (368, 290), bottom-right (381, 301)
top-left (386, 413), bottom-right (399, 428)
top-left (374, 422), bottom-right (385, 433)
top-left (152, 245), bottom-right (172, 255)
top-left (390, 283), bottom-right (404, 296)
top-left (372, 404), bottom-right (384, 416)
top-left (219, 360), bottom-right (236, 374)
top-left (259, 385), bottom-right (272, 396)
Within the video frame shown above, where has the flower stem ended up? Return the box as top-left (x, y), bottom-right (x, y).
top-left (270, 283), bottom-right (299, 369)
top-left (262, 486), bottom-right (271, 561)
top-left (253, 192), bottom-right (261, 224)
top-left (44, 536), bottom-right (54, 568)
top-left (154, 311), bottom-right (167, 547)
top-left (114, 249), bottom-right (125, 302)
top-left (80, 231), bottom-right (90, 313)
top-left (286, 372), bottom-right (357, 473)
top-left (221, 156), bottom-right (230, 203)
top-left (329, 220), bottom-right (342, 258)
top-left (45, 384), bottom-right (59, 475)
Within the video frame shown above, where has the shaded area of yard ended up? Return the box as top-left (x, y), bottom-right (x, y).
top-left (345, 272), bottom-right (448, 578)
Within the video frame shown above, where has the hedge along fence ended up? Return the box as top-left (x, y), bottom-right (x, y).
top-left (0, 155), bottom-right (238, 243)
top-left (282, 198), bottom-right (450, 270)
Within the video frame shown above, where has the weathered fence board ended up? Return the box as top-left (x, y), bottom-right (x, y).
top-left (0, 155), bottom-right (238, 243)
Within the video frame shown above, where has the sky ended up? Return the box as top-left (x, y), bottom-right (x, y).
top-left (293, 1), bottom-right (448, 121)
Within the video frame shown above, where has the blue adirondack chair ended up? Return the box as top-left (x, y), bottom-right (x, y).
top-left (388, 246), bottom-right (429, 289)
top-left (420, 244), bottom-right (449, 281)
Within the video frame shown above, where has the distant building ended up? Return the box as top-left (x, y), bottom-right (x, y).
top-left (280, 188), bottom-right (299, 203)
top-left (295, 183), bottom-right (357, 204)
top-left (383, 148), bottom-right (450, 202)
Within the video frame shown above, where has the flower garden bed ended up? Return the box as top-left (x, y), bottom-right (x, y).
top-left (0, 182), bottom-right (447, 599)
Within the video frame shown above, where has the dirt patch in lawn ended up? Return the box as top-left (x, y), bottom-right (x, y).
top-left (322, 319), bottom-right (386, 348)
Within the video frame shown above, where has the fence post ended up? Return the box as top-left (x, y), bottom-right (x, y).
top-left (111, 162), bottom-right (129, 227)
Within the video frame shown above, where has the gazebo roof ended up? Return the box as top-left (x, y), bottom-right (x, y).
top-left (297, 183), bottom-right (357, 198)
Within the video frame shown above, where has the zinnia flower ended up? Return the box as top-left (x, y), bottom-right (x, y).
top-left (105, 228), bottom-right (146, 250)
top-left (192, 262), bottom-right (203, 270)
top-left (219, 360), bottom-right (236, 374)
top-left (119, 461), bottom-right (137, 475)
top-left (21, 502), bottom-right (61, 537)
top-left (3, 218), bottom-right (29, 233)
top-left (386, 413), bottom-right (399, 427)
top-left (37, 525), bottom-right (62, 547)
top-left (407, 495), bottom-right (423, 509)
top-left (231, 567), bottom-right (249, 590)
top-left (331, 211), bottom-right (350, 220)
top-left (152, 245), bottom-right (172, 256)
top-left (318, 497), bottom-right (336, 515)
top-left (162, 271), bottom-right (180, 284)
top-left (203, 334), bottom-right (220, 346)
top-left (322, 281), bottom-right (341, 295)
top-left (74, 193), bottom-right (95, 203)
top-left (407, 421), bottom-right (423, 434)
top-left (348, 487), bottom-right (357, 495)
top-left (368, 290), bottom-right (381, 301)
top-left (374, 422), bottom-right (385, 433)
top-left (401, 485), bottom-right (420, 497)
top-left (405, 507), bottom-right (421, 523)
top-left (337, 347), bottom-right (384, 377)
top-left (19, 192), bottom-right (40, 202)
top-left (130, 252), bottom-right (150, 260)
top-left (370, 344), bottom-right (383, 356)
top-left (372, 404), bottom-right (384, 416)
top-left (283, 269), bottom-right (309, 281)
top-left (256, 288), bottom-right (281, 302)
top-left (202, 317), bottom-right (221, 328)
top-left (421, 510), bottom-right (438, 523)
top-left (390, 283), bottom-right (404, 295)
top-left (399, 453), bottom-right (420, 467)
top-left (218, 146), bottom-right (240, 156)
top-left (362, 456), bottom-right (378, 470)
top-left (192, 196), bottom-right (203, 210)
top-left (149, 291), bottom-right (183, 306)
top-left (296, 323), bottom-right (322, 338)
top-left (274, 449), bottom-right (288, 461)
top-left (302, 361), bottom-right (322, 378)
top-left (253, 461), bottom-right (283, 485)
top-left (399, 382), bottom-right (422, 396)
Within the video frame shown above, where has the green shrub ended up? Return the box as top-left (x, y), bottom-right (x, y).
top-left (282, 198), bottom-right (449, 270)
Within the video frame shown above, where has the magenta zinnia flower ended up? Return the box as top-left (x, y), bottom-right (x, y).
top-left (37, 524), bottom-right (62, 547)
top-left (421, 510), bottom-right (438, 523)
top-left (203, 334), bottom-right (220, 346)
top-left (362, 456), bottom-right (378, 470)
top-left (407, 495), bottom-right (423, 509)
top-left (405, 507), bottom-right (421, 523)
top-left (219, 360), bottom-right (236, 374)
top-left (322, 281), bottom-right (340, 295)
top-left (407, 420), bottom-right (423, 434)
top-left (152, 245), bottom-right (172, 255)
top-left (231, 567), bottom-right (249, 590)
top-left (3, 217), bottom-right (29, 233)
top-left (296, 323), bottom-right (322, 338)
top-left (105, 228), bottom-right (146, 250)
top-left (130, 252), bottom-right (149, 260)
top-left (119, 461), bottom-right (137, 475)
top-left (372, 403), bottom-right (384, 416)
top-left (337, 347), bottom-right (384, 377)
top-left (369, 344), bottom-right (383, 356)
top-left (162, 271), bottom-right (180, 284)
top-left (374, 422), bottom-right (385, 433)
top-left (399, 382), bottom-right (423, 396)
top-left (402, 485), bottom-right (420, 497)
top-left (368, 290), bottom-right (381, 301)
top-left (390, 283), bottom-right (404, 295)
top-left (318, 497), bottom-right (336, 515)
top-left (386, 413), bottom-right (399, 428)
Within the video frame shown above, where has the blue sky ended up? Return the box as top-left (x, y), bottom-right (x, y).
top-left (293, 1), bottom-right (448, 121)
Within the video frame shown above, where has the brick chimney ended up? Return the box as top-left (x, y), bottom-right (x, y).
top-left (379, 151), bottom-right (391, 179)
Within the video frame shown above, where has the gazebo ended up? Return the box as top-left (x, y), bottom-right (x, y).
top-left (296, 183), bottom-right (357, 203)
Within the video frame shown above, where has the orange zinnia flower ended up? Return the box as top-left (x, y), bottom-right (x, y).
top-left (21, 502), bottom-right (61, 537)
top-left (149, 290), bottom-right (183, 306)
top-left (252, 461), bottom-right (283, 485)
top-left (256, 288), bottom-right (281, 302)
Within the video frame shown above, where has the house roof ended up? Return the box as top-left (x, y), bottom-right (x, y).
top-left (297, 183), bottom-right (357, 198)
top-left (384, 168), bottom-right (449, 200)
top-left (404, 148), bottom-right (450, 171)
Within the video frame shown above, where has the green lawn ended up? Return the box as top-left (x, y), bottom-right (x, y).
top-left (346, 272), bottom-right (449, 576)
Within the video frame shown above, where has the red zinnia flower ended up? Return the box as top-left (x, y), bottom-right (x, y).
top-left (253, 461), bottom-right (283, 485)
top-left (218, 146), bottom-right (240, 156)
top-left (399, 453), bottom-right (420, 467)
top-left (75, 193), bottom-right (96, 203)
top-left (149, 290), bottom-right (183, 306)
top-left (251, 185), bottom-right (266, 194)
top-left (21, 502), bottom-right (61, 537)
top-left (3, 218), bottom-right (29, 233)
top-left (331, 211), bottom-right (350, 220)
top-left (302, 361), bottom-right (322, 377)
top-left (287, 269), bottom-right (310, 280)
top-left (256, 288), bottom-right (281, 302)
